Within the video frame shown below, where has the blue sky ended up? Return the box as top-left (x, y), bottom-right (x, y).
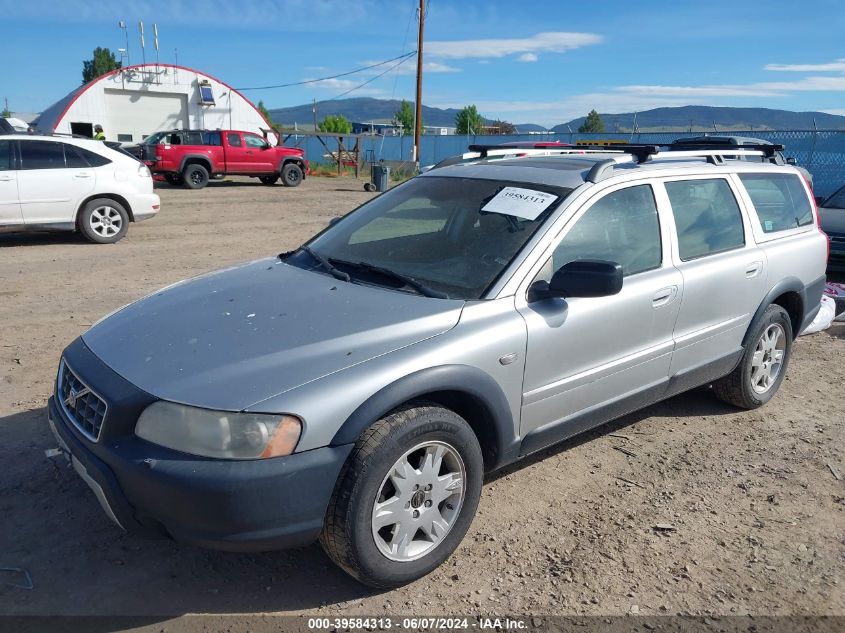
top-left (2, 0), bottom-right (844, 126)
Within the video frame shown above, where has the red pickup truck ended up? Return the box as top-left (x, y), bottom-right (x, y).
top-left (145, 129), bottom-right (308, 189)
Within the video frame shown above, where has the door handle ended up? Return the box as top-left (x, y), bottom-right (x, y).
top-left (745, 261), bottom-right (763, 278)
top-left (0, 175), bottom-right (13, 181)
top-left (74, 173), bottom-right (92, 179)
top-left (652, 285), bottom-right (678, 307)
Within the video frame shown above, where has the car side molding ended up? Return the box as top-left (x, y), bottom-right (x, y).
top-left (330, 364), bottom-right (520, 471)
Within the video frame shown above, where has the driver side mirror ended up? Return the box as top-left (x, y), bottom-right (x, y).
top-left (530, 259), bottom-right (623, 301)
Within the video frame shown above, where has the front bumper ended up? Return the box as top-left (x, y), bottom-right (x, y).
top-left (47, 340), bottom-right (352, 552)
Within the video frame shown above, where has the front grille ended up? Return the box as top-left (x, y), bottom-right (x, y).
top-left (58, 360), bottom-right (107, 441)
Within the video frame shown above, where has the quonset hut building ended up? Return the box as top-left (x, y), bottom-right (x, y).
top-left (35, 63), bottom-right (277, 145)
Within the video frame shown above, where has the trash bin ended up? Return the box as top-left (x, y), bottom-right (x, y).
top-left (371, 164), bottom-right (391, 192)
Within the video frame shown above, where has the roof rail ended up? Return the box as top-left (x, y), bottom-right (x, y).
top-left (583, 144), bottom-right (660, 164)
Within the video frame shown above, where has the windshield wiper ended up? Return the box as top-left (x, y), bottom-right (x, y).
top-left (300, 246), bottom-right (351, 282)
top-left (346, 261), bottom-right (449, 299)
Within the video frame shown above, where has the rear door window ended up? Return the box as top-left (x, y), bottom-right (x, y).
top-left (665, 178), bottom-right (745, 260)
top-left (226, 133), bottom-right (242, 147)
top-left (63, 144), bottom-right (89, 168)
top-left (739, 173), bottom-right (813, 233)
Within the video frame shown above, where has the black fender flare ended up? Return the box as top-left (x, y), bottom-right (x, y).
top-left (330, 364), bottom-right (519, 470)
top-left (742, 276), bottom-right (806, 347)
top-left (179, 154), bottom-right (214, 174)
top-left (279, 156), bottom-right (306, 174)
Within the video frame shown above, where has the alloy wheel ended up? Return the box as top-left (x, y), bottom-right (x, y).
top-left (371, 441), bottom-right (466, 562)
top-left (750, 323), bottom-right (786, 394)
top-left (89, 206), bottom-right (123, 238)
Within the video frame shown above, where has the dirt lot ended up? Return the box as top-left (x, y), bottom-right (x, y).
top-left (1, 176), bottom-right (843, 621)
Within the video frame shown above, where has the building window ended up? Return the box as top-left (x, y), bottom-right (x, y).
top-left (199, 83), bottom-right (215, 105)
top-left (116, 134), bottom-right (133, 143)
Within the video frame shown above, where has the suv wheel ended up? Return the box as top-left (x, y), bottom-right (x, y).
top-left (259, 175), bottom-right (280, 186)
top-left (320, 404), bottom-right (483, 588)
top-left (78, 198), bottom-right (129, 244)
top-left (282, 163), bottom-right (303, 187)
top-left (182, 164), bottom-right (209, 189)
top-left (713, 304), bottom-right (793, 409)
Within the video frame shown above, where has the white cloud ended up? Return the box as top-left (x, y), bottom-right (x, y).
top-left (374, 60), bottom-right (462, 76)
top-left (617, 84), bottom-right (783, 98)
top-left (821, 108), bottom-right (845, 116)
top-left (765, 58), bottom-right (845, 72)
top-left (517, 53), bottom-right (538, 63)
top-left (427, 31), bottom-right (602, 60)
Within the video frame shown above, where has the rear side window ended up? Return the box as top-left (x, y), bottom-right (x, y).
top-left (0, 140), bottom-right (11, 170)
top-left (739, 173), bottom-right (813, 233)
top-left (184, 132), bottom-right (204, 145)
top-left (227, 133), bottom-right (242, 147)
top-left (75, 146), bottom-right (112, 167)
top-left (19, 141), bottom-right (65, 170)
top-left (665, 178), bottom-right (745, 261)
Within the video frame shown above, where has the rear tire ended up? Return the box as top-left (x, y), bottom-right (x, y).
top-left (182, 164), bottom-right (209, 189)
top-left (282, 163), bottom-right (303, 187)
top-left (259, 175), bottom-right (280, 186)
top-left (77, 198), bottom-right (129, 244)
top-left (713, 304), bottom-right (793, 409)
top-left (320, 404), bottom-right (483, 588)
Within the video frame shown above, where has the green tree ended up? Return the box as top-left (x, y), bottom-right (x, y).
top-left (393, 99), bottom-right (415, 135)
top-left (318, 114), bottom-right (352, 134)
top-left (455, 104), bottom-right (484, 135)
top-left (256, 100), bottom-right (272, 122)
top-left (489, 119), bottom-right (517, 135)
top-left (577, 109), bottom-right (606, 133)
top-left (1, 106), bottom-right (10, 118)
top-left (82, 47), bottom-right (122, 84)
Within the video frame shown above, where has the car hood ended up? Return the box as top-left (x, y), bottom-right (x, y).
top-left (82, 258), bottom-right (464, 411)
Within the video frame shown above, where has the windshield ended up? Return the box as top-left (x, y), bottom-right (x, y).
top-left (288, 176), bottom-right (572, 300)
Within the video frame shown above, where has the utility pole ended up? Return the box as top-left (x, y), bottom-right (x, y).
top-left (413, 0), bottom-right (425, 166)
top-left (312, 98), bottom-right (318, 132)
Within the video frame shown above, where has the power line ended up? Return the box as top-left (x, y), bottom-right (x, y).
top-left (236, 51), bottom-right (416, 91)
top-left (330, 53), bottom-right (416, 100)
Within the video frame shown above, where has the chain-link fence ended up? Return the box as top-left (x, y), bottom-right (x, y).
top-left (288, 130), bottom-right (845, 198)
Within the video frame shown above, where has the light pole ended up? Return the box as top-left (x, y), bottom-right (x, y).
top-left (118, 21), bottom-right (130, 66)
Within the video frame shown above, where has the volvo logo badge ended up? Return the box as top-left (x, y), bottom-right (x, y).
top-left (65, 386), bottom-right (90, 409)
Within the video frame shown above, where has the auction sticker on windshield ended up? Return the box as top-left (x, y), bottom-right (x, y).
top-left (481, 186), bottom-right (558, 221)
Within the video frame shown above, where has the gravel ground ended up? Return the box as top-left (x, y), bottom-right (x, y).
top-left (0, 176), bottom-right (843, 621)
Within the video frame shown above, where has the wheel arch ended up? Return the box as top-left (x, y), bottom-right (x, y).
top-left (179, 155), bottom-right (214, 174)
top-left (330, 365), bottom-right (519, 472)
top-left (743, 277), bottom-right (805, 346)
top-left (280, 156), bottom-right (306, 175)
top-left (75, 193), bottom-right (134, 224)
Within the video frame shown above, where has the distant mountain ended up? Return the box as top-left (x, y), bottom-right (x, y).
top-left (554, 106), bottom-right (845, 133)
top-left (268, 97), bottom-right (472, 129)
top-left (267, 99), bottom-right (845, 133)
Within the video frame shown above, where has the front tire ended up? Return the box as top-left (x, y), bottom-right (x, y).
top-left (182, 164), bottom-right (209, 189)
top-left (281, 162), bottom-right (303, 187)
top-left (78, 198), bottom-right (129, 244)
top-left (320, 404), bottom-right (483, 588)
top-left (713, 304), bottom-right (793, 409)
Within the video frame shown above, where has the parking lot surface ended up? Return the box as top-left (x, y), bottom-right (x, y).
top-left (1, 176), bottom-right (843, 618)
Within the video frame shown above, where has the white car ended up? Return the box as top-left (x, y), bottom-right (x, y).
top-left (0, 134), bottom-right (160, 243)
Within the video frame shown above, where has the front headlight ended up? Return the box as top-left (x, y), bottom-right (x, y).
top-left (135, 401), bottom-right (301, 459)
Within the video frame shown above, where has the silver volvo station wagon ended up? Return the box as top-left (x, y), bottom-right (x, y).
top-left (48, 143), bottom-right (827, 587)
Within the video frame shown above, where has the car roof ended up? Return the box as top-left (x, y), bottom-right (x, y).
top-left (674, 135), bottom-right (772, 146)
top-left (421, 150), bottom-right (796, 189)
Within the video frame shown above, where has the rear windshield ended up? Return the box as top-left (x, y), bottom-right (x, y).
top-left (739, 173), bottom-right (813, 233)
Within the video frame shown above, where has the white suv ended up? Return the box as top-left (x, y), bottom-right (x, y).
top-left (0, 135), bottom-right (160, 243)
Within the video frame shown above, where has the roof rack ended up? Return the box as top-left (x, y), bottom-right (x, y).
top-left (584, 143), bottom-right (786, 183)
